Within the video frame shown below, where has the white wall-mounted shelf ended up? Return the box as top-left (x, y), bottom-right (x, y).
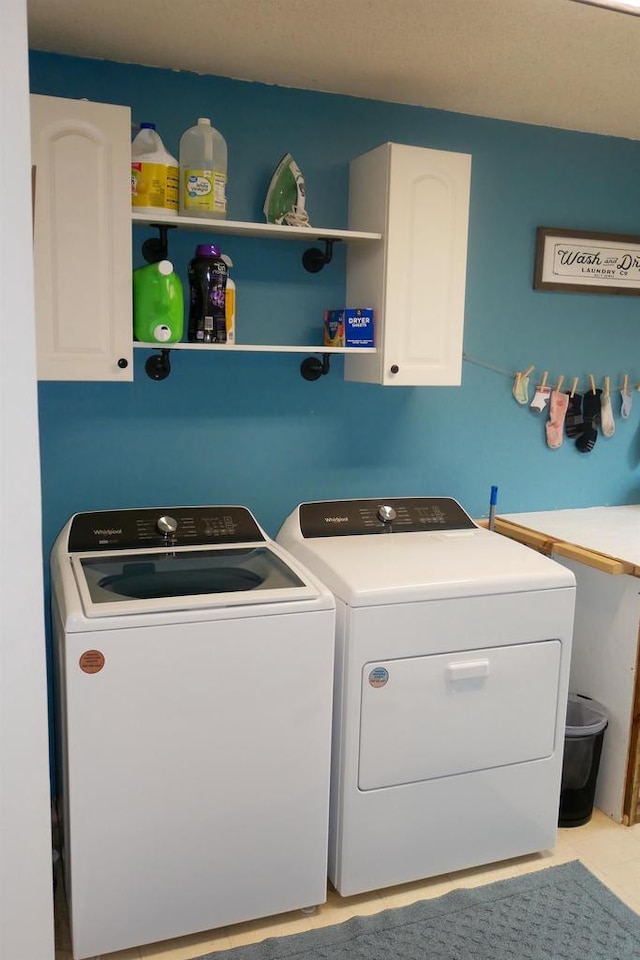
top-left (132, 211), bottom-right (381, 243)
top-left (133, 213), bottom-right (380, 379)
top-left (133, 342), bottom-right (376, 354)
top-left (134, 341), bottom-right (375, 381)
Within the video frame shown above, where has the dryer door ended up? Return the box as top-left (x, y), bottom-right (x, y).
top-left (358, 640), bottom-right (561, 790)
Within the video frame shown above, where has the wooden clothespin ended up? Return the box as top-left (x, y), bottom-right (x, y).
top-left (589, 374), bottom-right (596, 395)
top-left (523, 365), bottom-right (535, 378)
top-left (555, 375), bottom-right (564, 394)
top-left (604, 376), bottom-right (610, 399)
top-left (570, 377), bottom-right (579, 399)
top-left (623, 374), bottom-right (629, 394)
top-left (540, 370), bottom-right (549, 390)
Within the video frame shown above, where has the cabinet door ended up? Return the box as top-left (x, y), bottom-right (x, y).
top-left (31, 95), bottom-right (132, 380)
top-left (345, 142), bottom-right (471, 386)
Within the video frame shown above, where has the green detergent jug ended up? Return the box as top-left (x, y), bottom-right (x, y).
top-left (133, 260), bottom-right (184, 343)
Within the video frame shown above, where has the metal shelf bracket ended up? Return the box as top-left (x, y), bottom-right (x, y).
top-left (300, 353), bottom-right (331, 381)
top-left (302, 238), bottom-right (338, 273)
top-left (144, 349), bottom-right (173, 380)
top-left (141, 224), bottom-right (177, 263)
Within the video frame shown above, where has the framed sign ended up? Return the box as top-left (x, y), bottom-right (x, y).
top-left (534, 227), bottom-right (640, 295)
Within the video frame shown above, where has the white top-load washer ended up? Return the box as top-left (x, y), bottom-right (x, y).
top-left (277, 497), bottom-right (576, 897)
top-left (51, 505), bottom-right (335, 960)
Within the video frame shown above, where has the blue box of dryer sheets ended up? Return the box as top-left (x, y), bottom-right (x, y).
top-left (324, 308), bottom-right (374, 347)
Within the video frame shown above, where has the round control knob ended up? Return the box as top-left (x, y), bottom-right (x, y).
top-left (390, 364), bottom-right (399, 374)
top-left (157, 515), bottom-right (178, 536)
top-left (377, 505), bottom-right (397, 523)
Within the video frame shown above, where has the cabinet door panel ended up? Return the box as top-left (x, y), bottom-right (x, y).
top-left (346, 143), bottom-right (471, 387)
top-left (31, 95), bottom-right (132, 380)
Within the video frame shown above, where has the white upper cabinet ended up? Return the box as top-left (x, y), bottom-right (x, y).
top-left (345, 142), bottom-right (471, 386)
top-left (30, 95), bottom-right (133, 380)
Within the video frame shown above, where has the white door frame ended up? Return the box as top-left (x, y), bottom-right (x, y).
top-left (0, 2), bottom-right (55, 957)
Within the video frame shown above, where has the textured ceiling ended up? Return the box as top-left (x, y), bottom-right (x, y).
top-left (26, 0), bottom-right (640, 140)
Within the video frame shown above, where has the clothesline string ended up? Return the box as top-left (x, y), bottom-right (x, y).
top-left (462, 353), bottom-right (637, 392)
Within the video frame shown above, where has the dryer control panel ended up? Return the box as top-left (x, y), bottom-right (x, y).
top-left (298, 497), bottom-right (476, 538)
top-left (68, 506), bottom-right (266, 551)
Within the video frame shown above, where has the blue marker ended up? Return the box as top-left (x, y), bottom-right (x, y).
top-left (489, 485), bottom-right (498, 531)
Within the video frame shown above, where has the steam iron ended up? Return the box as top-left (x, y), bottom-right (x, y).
top-left (264, 154), bottom-right (310, 227)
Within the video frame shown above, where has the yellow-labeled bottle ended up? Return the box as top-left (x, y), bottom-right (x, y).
top-left (179, 118), bottom-right (228, 219)
top-left (221, 254), bottom-right (235, 343)
top-left (131, 123), bottom-right (178, 216)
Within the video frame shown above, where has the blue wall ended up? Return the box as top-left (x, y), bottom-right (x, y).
top-left (30, 50), bottom-right (640, 563)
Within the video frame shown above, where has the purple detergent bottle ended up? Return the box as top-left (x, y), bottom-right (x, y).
top-left (187, 243), bottom-right (228, 343)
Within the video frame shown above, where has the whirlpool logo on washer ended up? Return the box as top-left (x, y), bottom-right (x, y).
top-left (324, 516), bottom-right (349, 523)
top-left (368, 667), bottom-right (389, 688)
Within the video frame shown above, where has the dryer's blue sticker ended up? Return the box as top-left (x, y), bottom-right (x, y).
top-left (369, 666), bottom-right (389, 688)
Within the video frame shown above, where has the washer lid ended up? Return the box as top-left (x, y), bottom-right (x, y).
top-left (57, 506), bottom-right (330, 619)
top-left (278, 499), bottom-right (575, 604)
top-left (71, 543), bottom-right (323, 618)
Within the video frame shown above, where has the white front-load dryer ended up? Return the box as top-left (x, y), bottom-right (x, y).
top-left (51, 505), bottom-right (335, 959)
top-left (277, 497), bottom-right (576, 897)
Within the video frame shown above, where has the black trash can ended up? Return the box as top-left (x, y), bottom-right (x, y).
top-left (559, 693), bottom-right (608, 827)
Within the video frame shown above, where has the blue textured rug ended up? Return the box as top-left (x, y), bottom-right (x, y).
top-left (196, 862), bottom-right (640, 960)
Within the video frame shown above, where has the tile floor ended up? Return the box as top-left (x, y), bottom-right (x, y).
top-left (54, 810), bottom-right (640, 960)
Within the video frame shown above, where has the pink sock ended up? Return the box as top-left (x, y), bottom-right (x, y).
top-left (546, 391), bottom-right (569, 449)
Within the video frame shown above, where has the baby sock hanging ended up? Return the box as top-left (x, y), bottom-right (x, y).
top-left (546, 382), bottom-right (569, 449)
top-left (513, 366), bottom-right (534, 405)
top-left (564, 391), bottom-right (583, 439)
top-left (621, 376), bottom-right (633, 419)
top-left (576, 387), bottom-right (602, 454)
top-left (530, 372), bottom-right (551, 412)
top-left (600, 378), bottom-right (615, 438)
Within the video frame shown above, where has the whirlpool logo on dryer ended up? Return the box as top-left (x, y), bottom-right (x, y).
top-left (324, 516), bottom-right (349, 523)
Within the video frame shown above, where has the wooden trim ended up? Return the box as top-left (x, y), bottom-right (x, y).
top-left (493, 518), bottom-right (635, 577)
top-left (553, 543), bottom-right (628, 575)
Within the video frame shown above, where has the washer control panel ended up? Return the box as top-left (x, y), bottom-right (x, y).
top-left (68, 506), bottom-right (266, 551)
top-left (298, 497), bottom-right (476, 538)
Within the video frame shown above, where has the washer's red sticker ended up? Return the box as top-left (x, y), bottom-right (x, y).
top-left (79, 650), bottom-right (105, 674)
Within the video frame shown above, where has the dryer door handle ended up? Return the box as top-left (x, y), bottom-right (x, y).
top-left (446, 659), bottom-right (490, 682)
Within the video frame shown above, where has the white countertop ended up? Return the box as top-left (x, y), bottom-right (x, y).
top-left (500, 505), bottom-right (640, 569)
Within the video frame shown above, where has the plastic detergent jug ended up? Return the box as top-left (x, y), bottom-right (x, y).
top-left (188, 244), bottom-right (229, 343)
top-left (131, 123), bottom-right (179, 216)
top-left (132, 260), bottom-right (184, 343)
top-left (179, 118), bottom-right (228, 219)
